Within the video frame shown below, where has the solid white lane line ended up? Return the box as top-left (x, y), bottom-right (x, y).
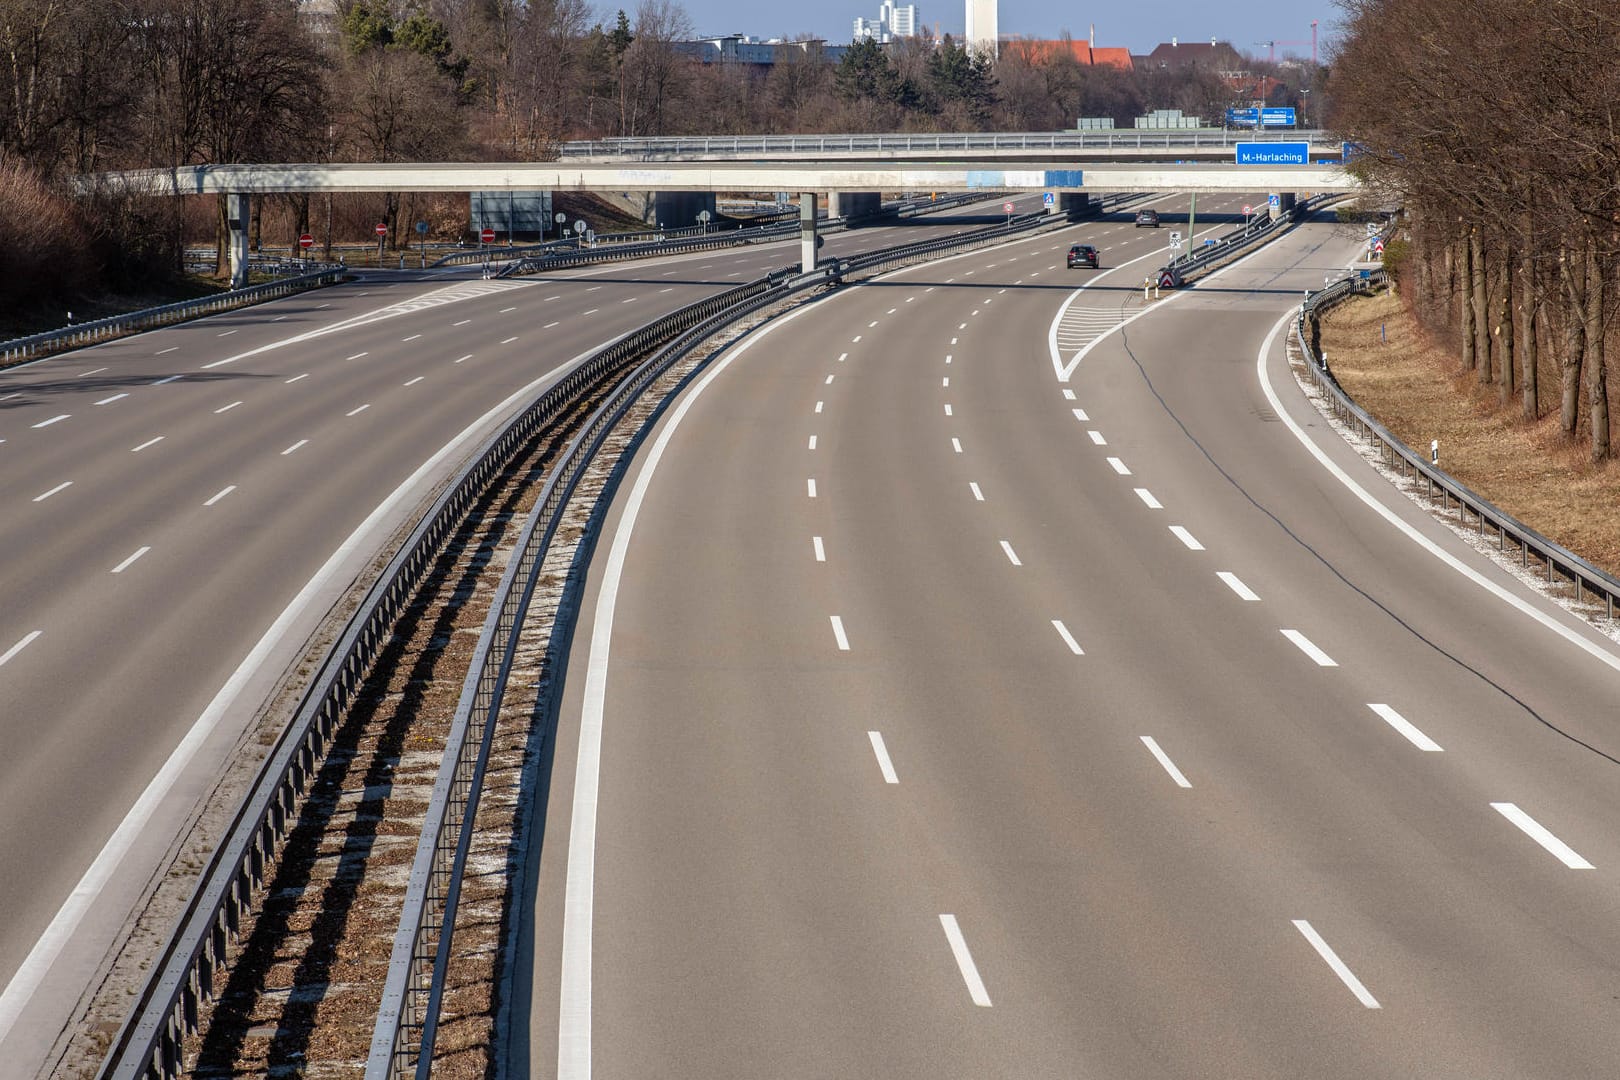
top-left (1063, 389), bottom-right (1076, 400)
top-left (1106, 457), bottom-right (1130, 475)
top-left (1000, 541), bottom-right (1022, 566)
top-left (1490, 802), bottom-right (1594, 869)
top-left (868, 731), bottom-right (900, 783)
top-left (1217, 571), bottom-right (1261, 601)
top-left (970, 482), bottom-right (985, 502)
top-left (1140, 736), bottom-right (1192, 788)
top-left (952, 438), bottom-right (963, 453)
top-left (285, 373), bottom-right (309, 383)
top-left (1293, 920), bottom-right (1381, 1008)
top-left (808, 435), bottom-right (818, 450)
top-left (501, 336), bottom-right (518, 344)
top-left (347, 404), bottom-right (370, 416)
top-left (0, 631), bottom-right (42, 668)
top-left (815, 401), bottom-right (824, 413)
top-left (95, 394), bottom-right (128, 406)
top-left (33, 414), bottom-right (69, 428)
top-left (131, 437), bottom-right (164, 452)
top-left (1367, 704), bottom-right (1443, 752)
top-left (404, 376), bottom-right (425, 386)
top-left (281, 439), bottom-right (308, 456)
top-left (944, 404), bottom-right (953, 416)
top-left (347, 352), bottom-right (369, 360)
top-left (1088, 430), bottom-right (1106, 445)
top-left (204, 485), bottom-right (236, 506)
top-left (1051, 619), bottom-right (1084, 655)
top-left (401, 335), bottom-right (421, 343)
top-left (813, 536), bottom-right (826, 562)
top-left (77, 367), bottom-right (109, 377)
top-left (456, 354), bottom-right (473, 363)
top-left (156, 347), bottom-right (178, 356)
top-left (1072, 408), bottom-right (1090, 422)
top-left (807, 478), bottom-right (817, 498)
top-left (110, 547), bottom-right (151, 574)
top-left (1169, 525), bottom-right (1205, 551)
top-left (214, 401), bottom-right (242, 414)
top-left (830, 616), bottom-right (851, 651)
top-left (1281, 629), bottom-right (1338, 667)
top-left (33, 482), bottom-right (72, 502)
top-left (939, 915), bottom-right (993, 1007)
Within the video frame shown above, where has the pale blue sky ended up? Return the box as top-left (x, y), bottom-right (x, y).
top-left (636, 0), bottom-right (1338, 59)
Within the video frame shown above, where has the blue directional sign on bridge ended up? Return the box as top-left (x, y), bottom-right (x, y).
top-left (1260, 107), bottom-right (1297, 127)
top-left (1235, 142), bottom-right (1310, 166)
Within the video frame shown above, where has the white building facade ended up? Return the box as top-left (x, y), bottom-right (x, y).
top-left (855, 2), bottom-right (919, 42)
top-left (964, 0), bottom-right (997, 54)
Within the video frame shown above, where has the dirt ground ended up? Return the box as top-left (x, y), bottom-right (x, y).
top-left (1319, 288), bottom-right (1620, 578)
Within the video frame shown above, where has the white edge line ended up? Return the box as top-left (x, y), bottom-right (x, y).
top-left (1490, 802), bottom-right (1594, 869)
top-left (1140, 735), bottom-right (1192, 788)
top-left (867, 731), bottom-right (899, 783)
top-left (939, 914), bottom-right (993, 1007)
top-left (1367, 704), bottom-right (1442, 752)
top-left (1292, 920), bottom-right (1381, 1008)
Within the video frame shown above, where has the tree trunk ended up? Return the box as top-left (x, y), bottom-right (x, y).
top-left (1519, 239), bottom-right (1538, 421)
top-left (1560, 245), bottom-right (1585, 437)
top-left (1472, 227), bottom-right (1491, 383)
top-left (1586, 244), bottom-right (1609, 460)
top-left (1460, 233), bottom-right (1476, 370)
top-left (1498, 248), bottom-right (1515, 406)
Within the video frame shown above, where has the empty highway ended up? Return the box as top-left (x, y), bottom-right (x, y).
top-left (519, 205), bottom-right (1620, 1078)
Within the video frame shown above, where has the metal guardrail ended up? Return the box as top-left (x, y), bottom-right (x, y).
top-left (0, 265), bottom-right (345, 368)
top-left (560, 129), bottom-right (1333, 158)
top-left (1155, 193), bottom-right (1339, 287)
top-left (1297, 274), bottom-right (1620, 619)
top-left (362, 201), bottom-right (1081, 1079)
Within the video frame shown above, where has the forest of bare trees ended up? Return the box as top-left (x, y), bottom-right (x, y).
top-left (0, 0), bottom-right (1313, 315)
top-left (1329, 0), bottom-right (1620, 460)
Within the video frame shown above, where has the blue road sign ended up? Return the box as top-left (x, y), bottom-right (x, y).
top-left (1043, 192), bottom-right (1055, 207)
top-left (1268, 193), bottom-right (1282, 207)
top-left (1236, 142), bottom-right (1310, 166)
top-left (1260, 107), bottom-right (1297, 127)
top-left (1226, 107), bottom-right (1260, 127)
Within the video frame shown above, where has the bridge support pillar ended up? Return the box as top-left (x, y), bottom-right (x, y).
top-left (227, 192), bottom-right (250, 290)
top-left (800, 192), bottom-right (819, 273)
top-left (653, 190), bottom-right (717, 229)
top-left (1058, 193), bottom-right (1100, 220)
top-left (1268, 193), bottom-right (1297, 221)
top-left (830, 191), bottom-right (882, 223)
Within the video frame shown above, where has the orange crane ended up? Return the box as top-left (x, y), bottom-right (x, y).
top-left (1255, 21), bottom-right (1318, 64)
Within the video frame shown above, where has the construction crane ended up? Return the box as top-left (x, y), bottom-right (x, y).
top-left (1255, 21), bottom-right (1318, 64)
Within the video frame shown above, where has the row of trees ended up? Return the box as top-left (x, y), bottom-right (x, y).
top-left (1329, 0), bottom-right (1620, 459)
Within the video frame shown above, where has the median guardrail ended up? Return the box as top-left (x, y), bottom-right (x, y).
top-left (1297, 273), bottom-right (1620, 619)
top-left (0, 264), bottom-right (346, 368)
top-left (559, 129), bottom-right (1331, 158)
top-left (1152, 193), bottom-right (1340, 288)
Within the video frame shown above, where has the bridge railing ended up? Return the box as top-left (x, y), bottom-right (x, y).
top-left (1297, 274), bottom-right (1620, 619)
top-left (558, 129), bottom-right (1331, 158)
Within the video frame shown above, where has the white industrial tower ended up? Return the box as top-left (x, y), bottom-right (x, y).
top-left (965, 0), bottom-right (997, 54)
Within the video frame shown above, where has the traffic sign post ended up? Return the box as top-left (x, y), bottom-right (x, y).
top-left (374, 221), bottom-right (387, 262)
top-left (1168, 230), bottom-right (1184, 251)
top-left (1003, 200), bottom-right (1015, 228)
top-left (1042, 192), bottom-right (1055, 209)
top-left (297, 233), bottom-right (314, 253)
top-left (697, 208), bottom-right (711, 235)
top-left (479, 226), bottom-right (495, 245)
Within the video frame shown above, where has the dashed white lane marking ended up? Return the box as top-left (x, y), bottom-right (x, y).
top-left (1217, 571), bottom-right (1260, 601)
top-left (217, 330), bottom-right (237, 338)
top-left (214, 401), bottom-right (242, 414)
top-left (544, 321), bottom-right (560, 329)
top-left (76, 367), bottom-right (108, 378)
top-left (95, 394), bottom-right (128, 406)
top-left (347, 352), bottom-right (369, 360)
top-left (1140, 736), bottom-right (1192, 788)
top-left (815, 401), bottom-right (824, 413)
top-left (951, 438), bottom-right (963, 454)
top-left (1000, 541), bottom-right (1022, 566)
top-left (586, 285), bottom-right (603, 291)
top-left (944, 404), bottom-right (953, 416)
top-left (1367, 704), bottom-right (1443, 752)
top-left (621, 297), bottom-right (637, 304)
top-left (972, 309), bottom-right (980, 316)
top-left (868, 321), bottom-right (879, 328)
top-left (0, 631), bottom-right (42, 668)
top-left (951, 337), bottom-right (958, 344)
top-left (945, 355), bottom-right (952, 365)
top-left (1063, 389), bottom-right (1076, 400)
top-left (204, 485), bottom-right (236, 507)
top-left (807, 478), bottom-right (817, 498)
top-left (347, 404), bottom-right (371, 417)
top-left (281, 440), bottom-right (308, 456)
top-left (456, 354), bottom-right (473, 363)
top-left (808, 435), bottom-right (818, 450)
top-left (453, 319), bottom-right (472, 326)
top-left (33, 415), bottom-right (69, 428)
top-left (1169, 526), bottom-right (1204, 551)
top-left (868, 732), bottom-right (900, 784)
top-left (813, 536), bottom-right (826, 562)
top-left (1087, 430), bottom-right (1106, 445)
top-left (401, 335), bottom-right (421, 343)
top-left (970, 482), bottom-right (985, 502)
top-left (501, 336), bottom-right (519, 344)
top-left (1051, 620), bottom-right (1084, 655)
top-left (943, 377), bottom-right (950, 387)
top-left (581, 310), bottom-right (598, 316)
top-left (1293, 920), bottom-right (1381, 1008)
top-left (151, 375), bottom-right (183, 385)
top-left (1490, 802), bottom-right (1594, 869)
top-left (156, 347), bottom-right (178, 356)
top-left (1106, 457), bottom-right (1130, 475)
top-left (1072, 408), bottom-right (1090, 422)
top-left (404, 376), bottom-right (425, 387)
top-left (33, 482), bottom-right (72, 503)
top-left (660, 288), bottom-right (673, 293)
top-left (838, 352), bottom-right (848, 363)
top-left (501, 305), bottom-right (518, 313)
top-left (131, 437), bottom-right (164, 452)
top-left (852, 335), bottom-right (862, 343)
top-left (1281, 629), bottom-right (1337, 667)
top-left (285, 373), bottom-right (309, 384)
top-left (830, 615), bottom-right (851, 651)
top-left (825, 375), bottom-right (835, 385)
top-left (959, 323), bottom-right (967, 330)
top-left (887, 308), bottom-right (898, 315)
top-left (110, 547), bottom-right (151, 574)
top-left (939, 915), bottom-right (993, 1007)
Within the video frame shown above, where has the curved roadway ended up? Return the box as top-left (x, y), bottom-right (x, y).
top-left (520, 202), bottom-right (1620, 1078)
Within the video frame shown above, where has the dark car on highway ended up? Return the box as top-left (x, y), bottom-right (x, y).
top-left (1135, 209), bottom-right (1161, 228)
top-left (1066, 243), bottom-right (1100, 269)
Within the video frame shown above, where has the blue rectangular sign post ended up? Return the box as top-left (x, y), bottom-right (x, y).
top-left (1225, 107), bottom-right (1260, 128)
top-left (1260, 107), bottom-right (1297, 127)
top-left (1235, 142), bottom-right (1310, 165)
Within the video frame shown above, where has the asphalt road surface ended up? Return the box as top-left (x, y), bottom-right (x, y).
top-left (519, 200), bottom-right (1620, 1079)
top-left (0, 196), bottom-right (1040, 1071)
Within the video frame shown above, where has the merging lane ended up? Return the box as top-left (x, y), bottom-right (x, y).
top-left (523, 198), bottom-right (1620, 1078)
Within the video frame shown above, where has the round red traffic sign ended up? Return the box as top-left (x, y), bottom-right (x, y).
top-left (298, 234), bottom-right (314, 249)
top-left (1242, 204), bottom-right (1253, 215)
top-left (480, 227), bottom-right (496, 243)
top-left (374, 222), bottom-right (387, 236)
top-left (1003, 201), bottom-right (1015, 213)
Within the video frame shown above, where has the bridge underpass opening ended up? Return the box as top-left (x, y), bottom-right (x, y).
top-left (828, 191), bottom-right (882, 223)
top-left (653, 191), bottom-right (717, 229)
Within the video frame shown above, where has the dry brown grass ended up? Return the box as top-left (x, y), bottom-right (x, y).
top-left (1320, 289), bottom-right (1620, 577)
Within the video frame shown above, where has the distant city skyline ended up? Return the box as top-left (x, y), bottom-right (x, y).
top-left (660, 0), bottom-right (1334, 59)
